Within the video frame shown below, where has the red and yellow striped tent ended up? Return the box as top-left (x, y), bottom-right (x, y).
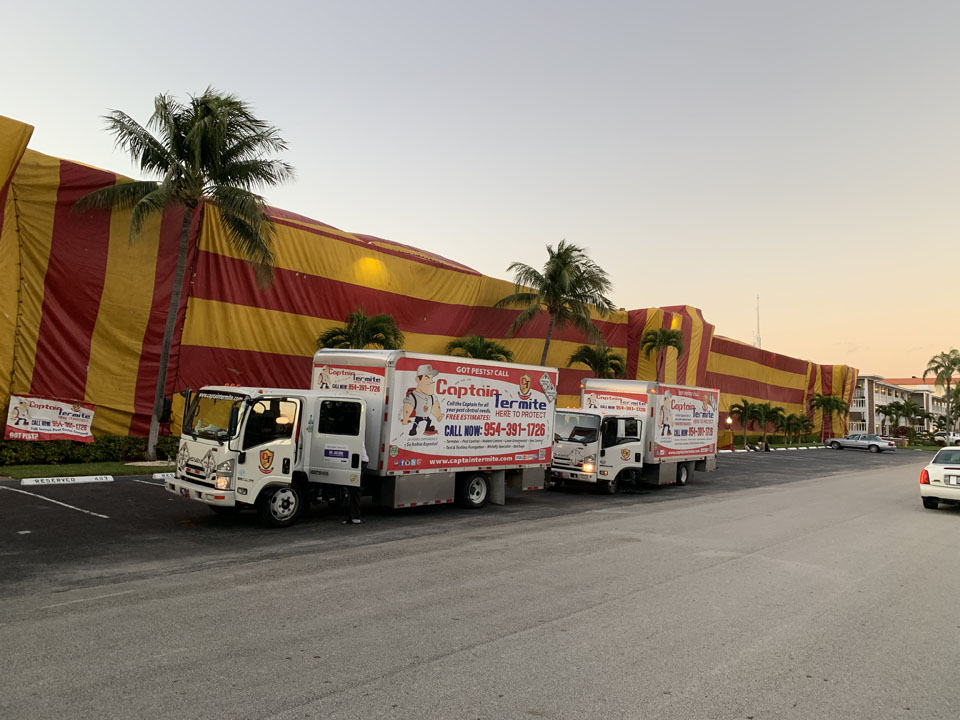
top-left (0, 115), bottom-right (856, 440)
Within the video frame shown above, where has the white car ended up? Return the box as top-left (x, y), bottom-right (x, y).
top-left (920, 447), bottom-right (960, 510)
top-left (933, 432), bottom-right (960, 446)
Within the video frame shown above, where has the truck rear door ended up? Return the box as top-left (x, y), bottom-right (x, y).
top-left (307, 397), bottom-right (366, 487)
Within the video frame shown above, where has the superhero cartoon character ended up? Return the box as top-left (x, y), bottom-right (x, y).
top-left (400, 364), bottom-right (444, 436)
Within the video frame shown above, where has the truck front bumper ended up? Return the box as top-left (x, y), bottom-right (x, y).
top-left (551, 469), bottom-right (600, 484)
top-left (165, 476), bottom-right (237, 506)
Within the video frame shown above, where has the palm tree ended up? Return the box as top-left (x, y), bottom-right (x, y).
top-left (496, 240), bottom-right (615, 365)
top-left (566, 341), bottom-right (626, 379)
top-left (925, 349), bottom-right (960, 432)
top-left (317, 307), bottom-right (404, 350)
top-left (76, 89), bottom-right (294, 459)
top-left (753, 403), bottom-right (785, 447)
top-left (445, 335), bottom-right (513, 362)
top-left (639, 329), bottom-right (684, 382)
top-left (883, 400), bottom-right (906, 435)
top-left (876, 404), bottom-right (894, 435)
top-left (728, 398), bottom-right (759, 449)
top-left (901, 398), bottom-right (924, 434)
top-left (782, 413), bottom-right (805, 445)
top-left (810, 393), bottom-right (849, 440)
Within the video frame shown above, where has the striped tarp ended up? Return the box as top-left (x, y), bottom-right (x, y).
top-left (0, 116), bottom-right (857, 438)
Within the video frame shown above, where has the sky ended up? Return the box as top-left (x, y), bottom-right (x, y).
top-left (4, 0), bottom-right (959, 378)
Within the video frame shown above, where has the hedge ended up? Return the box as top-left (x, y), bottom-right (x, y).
top-left (0, 436), bottom-right (180, 467)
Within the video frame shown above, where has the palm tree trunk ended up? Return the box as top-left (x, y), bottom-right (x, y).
top-left (657, 349), bottom-right (664, 382)
top-left (539, 313), bottom-right (556, 366)
top-left (947, 381), bottom-right (952, 433)
top-left (742, 426), bottom-right (747, 450)
top-left (146, 207), bottom-right (193, 460)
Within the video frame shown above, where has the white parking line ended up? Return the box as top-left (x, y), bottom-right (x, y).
top-left (41, 589), bottom-right (135, 610)
top-left (0, 486), bottom-right (110, 519)
top-left (129, 478), bottom-right (165, 487)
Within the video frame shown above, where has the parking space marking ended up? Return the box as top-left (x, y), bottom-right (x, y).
top-left (41, 589), bottom-right (134, 610)
top-left (0, 486), bottom-right (110, 519)
top-left (129, 478), bottom-right (165, 487)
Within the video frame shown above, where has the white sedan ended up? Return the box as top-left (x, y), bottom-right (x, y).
top-left (920, 447), bottom-right (960, 510)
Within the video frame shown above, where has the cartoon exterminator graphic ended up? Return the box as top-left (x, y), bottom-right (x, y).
top-left (400, 364), bottom-right (444, 436)
top-left (317, 365), bottom-right (331, 389)
top-left (660, 390), bottom-right (674, 436)
top-left (12, 398), bottom-right (31, 427)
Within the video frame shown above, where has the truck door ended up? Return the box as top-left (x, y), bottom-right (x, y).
top-left (237, 397), bottom-right (301, 498)
top-left (308, 397), bottom-right (366, 488)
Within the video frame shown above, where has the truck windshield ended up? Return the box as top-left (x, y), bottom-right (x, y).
top-left (184, 391), bottom-right (245, 441)
top-left (554, 412), bottom-right (600, 444)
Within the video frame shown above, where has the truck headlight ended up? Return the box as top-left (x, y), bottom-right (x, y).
top-left (582, 455), bottom-right (596, 474)
top-left (215, 475), bottom-right (231, 490)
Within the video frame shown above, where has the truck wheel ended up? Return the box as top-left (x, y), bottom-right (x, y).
top-left (457, 473), bottom-right (489, 509)
top-left (601, 474), bottom-right (619, 494)
top-left (257, 485), bottom-right (303, 528)
top-left (676, 464), bottom-right (690, 486)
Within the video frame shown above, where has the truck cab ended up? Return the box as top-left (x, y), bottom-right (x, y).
top-left (166, 387), bottom-right (367, 526)
top-left (550, 409), bottom-right (644, 493)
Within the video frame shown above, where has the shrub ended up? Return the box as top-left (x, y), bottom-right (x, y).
top-left (0, 435), bottom-right (180, 467)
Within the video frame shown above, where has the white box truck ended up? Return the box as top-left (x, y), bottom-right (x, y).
top-left (166, 350), bottom-right (558, 526)
top-left (550, 379), bottom-right (719, 493)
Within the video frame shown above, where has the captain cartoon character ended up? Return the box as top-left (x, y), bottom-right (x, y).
top-left (660, 390), bottom-right (674, 436)
top-left (317, 365), bottom-right (331, 389)
top-left (12, 398), bottom-right (31, 427)
top-left (400, 364), bottom-right (444, 436)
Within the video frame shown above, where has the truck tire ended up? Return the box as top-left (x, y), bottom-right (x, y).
top-left (676, 463), bottom-right (690, 486)
top-left (457, 473), bottom-right (489, 509)
top-left (257, 485), bottom-right (304, 528)
top-left (601, 474), bottom-right (619, 494)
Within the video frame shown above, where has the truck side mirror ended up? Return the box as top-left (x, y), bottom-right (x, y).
top-left (238, 452), bottom-right (246, 464)
top-left (600, 449), bottom-right (605, 458)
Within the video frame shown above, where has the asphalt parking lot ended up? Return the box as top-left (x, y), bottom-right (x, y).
top-left (0, 447), bottom-right (933, 599)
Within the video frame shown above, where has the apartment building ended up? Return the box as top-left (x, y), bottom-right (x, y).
top-left (848, 375), bottom-right (951, 435)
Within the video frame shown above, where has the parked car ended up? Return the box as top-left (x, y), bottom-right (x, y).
top-left (932, 432), bottom-right (960, 446)
top-left (825, 434), bottom-right (897, 453)
top-left (919, 447), bottom-right (960, 509)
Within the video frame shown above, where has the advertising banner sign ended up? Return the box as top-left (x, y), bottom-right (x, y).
top-left (313, 364), bottom-right (385, 394)
top-left (652, 386), bottom-right (719, 459)
top-left (4, 395), bottom-right (95, 442)
top-left (582, 390), bottom-right (649, 415)
top-left (385, 357), bottom-right (557, 472)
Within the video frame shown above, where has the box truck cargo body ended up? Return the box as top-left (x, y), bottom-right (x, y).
top-left (550, 379), bottom-right (719, 491)
top-left (166, 351), bottom-right (558, 526)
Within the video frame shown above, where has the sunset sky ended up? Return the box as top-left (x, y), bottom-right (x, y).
top-left (5, 0), bottom-right (958, 377)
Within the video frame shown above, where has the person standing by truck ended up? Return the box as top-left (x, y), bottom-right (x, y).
top-left (342, 441), bottom-right (368, 525)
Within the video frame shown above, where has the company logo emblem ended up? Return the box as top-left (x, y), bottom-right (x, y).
top-left (620, 448), bottom-right (631, 461)
top-left (259, 449), bottom-right (275, 474)
top-left (518, 374), bottom-right (532, 399)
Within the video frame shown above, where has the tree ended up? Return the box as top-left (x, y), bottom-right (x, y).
top-left (876, 404), bottom-right (894, 435)
top-left (566, 341), bottom-right (625, 379)
top-left (76, 89), bottom-right (294, 459)
top-left (925, 349), bottom-right (960, 432)
top-left (810, 393), bottom-right (849, 440)
top-left (639, 329), bottom-right (684, 382)
top-left (496, 240), bottom-right (615, 366)
top-left (882, 401), bottom-right (906, 435)
top-left (728, 398), bottom-right (759, 449)
top-left (782, 413), bottom-right (805, 445)
top-left (753, 403), bottom-right (785, 446)
top-left (317, 307), bottom-right (404, 350)
top-left (445, 335), bottom-right (513, 362)
top-left (901, 398), bottom-right (924, 433)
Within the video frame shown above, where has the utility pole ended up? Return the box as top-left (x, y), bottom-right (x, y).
top-left (754, 294), bottom-right (761, 349)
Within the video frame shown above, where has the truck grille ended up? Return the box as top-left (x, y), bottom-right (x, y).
top-left (184, 462), bottom-right (214, 488)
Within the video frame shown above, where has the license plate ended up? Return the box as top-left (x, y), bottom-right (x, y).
top-left (179, 487), bottom-right (190, 498)
top-left (945, 475), bottom-right (959, 486)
